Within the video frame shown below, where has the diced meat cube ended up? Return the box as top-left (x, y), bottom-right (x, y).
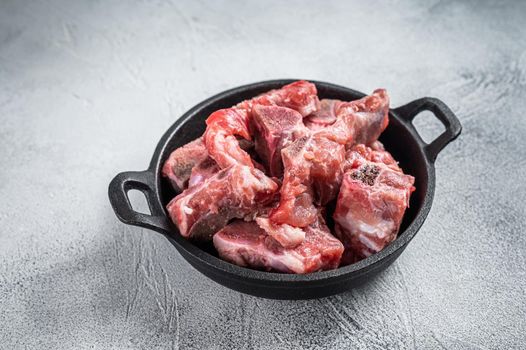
top-left (162, 137), bottom-right (209, 190)
top-left (162, 137), bottom-right (254, 191)
top-left (337, 89), bottom-right (390, 146)
top-left (334, 145), bottom-right (415, 262)
top-left (268, 90), bottom-right (390, 224)
top-left (304, 99), bottom-right (341, 131)
top-left (204, 81), bottom-right (320, 170)
top-left (213, 218), bottom-right (343, 274)
top-left (309, 136), bottom-right (346, 205)
top-left (269, 134), bottom-right (345, 226)
top-left (166, 165), bottom-right (278, 241)
top-left (237, 80), bottom-right (320, 118)
top-left (343, 143), bottom-right (400, 173)
top-left (255, 217), bottom-right (305, 248)
top-left (315, 89), bottom-right (389, 146)
top-left (204, 108), bottom-right (253, 169)
top-left (188, 157), bottom-right (220, 188)
top-left (251, 105), bottom-right (307, 177)
top-left (269, 135), bottom-right (318, 227)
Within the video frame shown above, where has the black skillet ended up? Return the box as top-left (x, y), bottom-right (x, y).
top-left (108, 80), bottom-right (461, 299)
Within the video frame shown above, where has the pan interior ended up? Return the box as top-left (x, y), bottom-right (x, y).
top-left (158, 82), bottom-right (428, 263)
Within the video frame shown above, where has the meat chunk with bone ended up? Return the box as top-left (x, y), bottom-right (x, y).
top-left (267, 135), bottom-right (317, 227)
top-left (334, 144), bottom-right (415, 263)
top-left (315, 89), bottom-right (389, 146)
top-left (213, 217), bottom-right (343, 273)
top-left (161, 137), bottom-right (210, 191)
top-left (187, 157), bottom-right (220, 188)
top-left (308, 136), bottom-right (346, 205)
top-left (236, 80), bottom-right (319, 118)
top-left (251, 105), bottom-right (307, 177)
top-left (337, 88), bottom-right (389, 146)
top-left (162, 137), bottom-right (254, 191)
top-left (268, 90), bottom-right (389, 227)
top-left (304, 99), bottom-right (341, 131)
top-left (204, 81), bottom-right (319, 169)
top-left (267, 134), bottom-right (346, 227)
top-left (343, 142), bottom-right (400, 173)
top-left (166, 165), bottom-right (278, 241)
top-left (255, 217), bottom-right (305, 249)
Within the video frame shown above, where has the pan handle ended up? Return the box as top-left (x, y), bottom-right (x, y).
top-left (108, 170), bottom-right (173, 234)
top-left (394, 97), bottom-right (462, 162)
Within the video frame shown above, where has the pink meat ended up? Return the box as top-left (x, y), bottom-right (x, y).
top-left (161, 82), bottom-right (407, 273)
top-left (213, 219), bottom-right (343, 274)
top-left (237, 80), bottom-right (320, 118)
top-left (268, 135), bottom-right (318, 227)
top-left (251, 105), bottom-right (307, 177)
top-left (304, 99), bottom-right (341, 131)
top-left (163, 138), bottom-right (254, 191)
top-left (334, 145), bottom-right (415, 263)
top-left (268, 90), bottom-right (390, 228)
top-left (267, 133), bottom-right (346, 226)
top-left (188, 157), bottom-right (220, 188)
top-left (166, 165), bottom-right (278, 241)
top-left (337, 89), bottom-right (390, 146)
top-left (204, 81), bottom-right (319, 170)
top-left (204, 108), bottom-right (253, 169)
top-left (255, 217), bottom-right (305, 249)
top-left (315, 89), bottom-right (390, 146)
top-left (161, 137), bottom-right (209, 190)
top-left (308, 136), bottom-right (346, 205)
top-left (343, 143), bottom-right (400, 173)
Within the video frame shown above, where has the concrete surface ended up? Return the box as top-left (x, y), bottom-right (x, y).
top-left (1, 0), bottom-right (525, 349)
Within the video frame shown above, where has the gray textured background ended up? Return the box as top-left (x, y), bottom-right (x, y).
top-left (1, 1), bottom-right (525, 349)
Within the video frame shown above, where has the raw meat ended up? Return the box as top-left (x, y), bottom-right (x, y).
top-left (204, 81), bottom-right (319, 169)
top-left (343, 142), bottom-right (400, 173)
top-left (163, 137), bottom-right (253, 191)
top-left (162, 137), bottom-right (209, 190)
top-left (268, 90), bottom-right (390, 227)
top-left (162, 81), bottom-right (414, 273)
top-left (166, 165), bottom-right (278, 241)
top-left (316, 89), bottom-right (389, 146)
top-left (308, 136), bottom-right (346, 205)
top-left (337, 89), bottom-right (389, 146)
top-left (351, 89), bottom-right (390, 145)
top-left (213, 217), bottom-right (344, 274)
top-left (237, 80), bottom-right (319, 118)
top-left (334, 144), bottom-right (415, 263)
top-left (304, 99), bottom-right (341, 131)
top-left (251, 105), bottom-right (307, 177)
top-left (204, 108), bottom-right (253, 169)
top-left (255, 217), bottom-right (305, 249)
top-left (268, 135), bottom-right (318, 227)
top-left (268, 136), bottom-right (343, 226)
top-left (188, 157), bottom-right (219, 188)
top-left (267, 133), bottom-right (346, 226)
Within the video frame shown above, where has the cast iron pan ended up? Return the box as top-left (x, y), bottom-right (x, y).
top-left (108, 80), bottom-right (461, 299)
